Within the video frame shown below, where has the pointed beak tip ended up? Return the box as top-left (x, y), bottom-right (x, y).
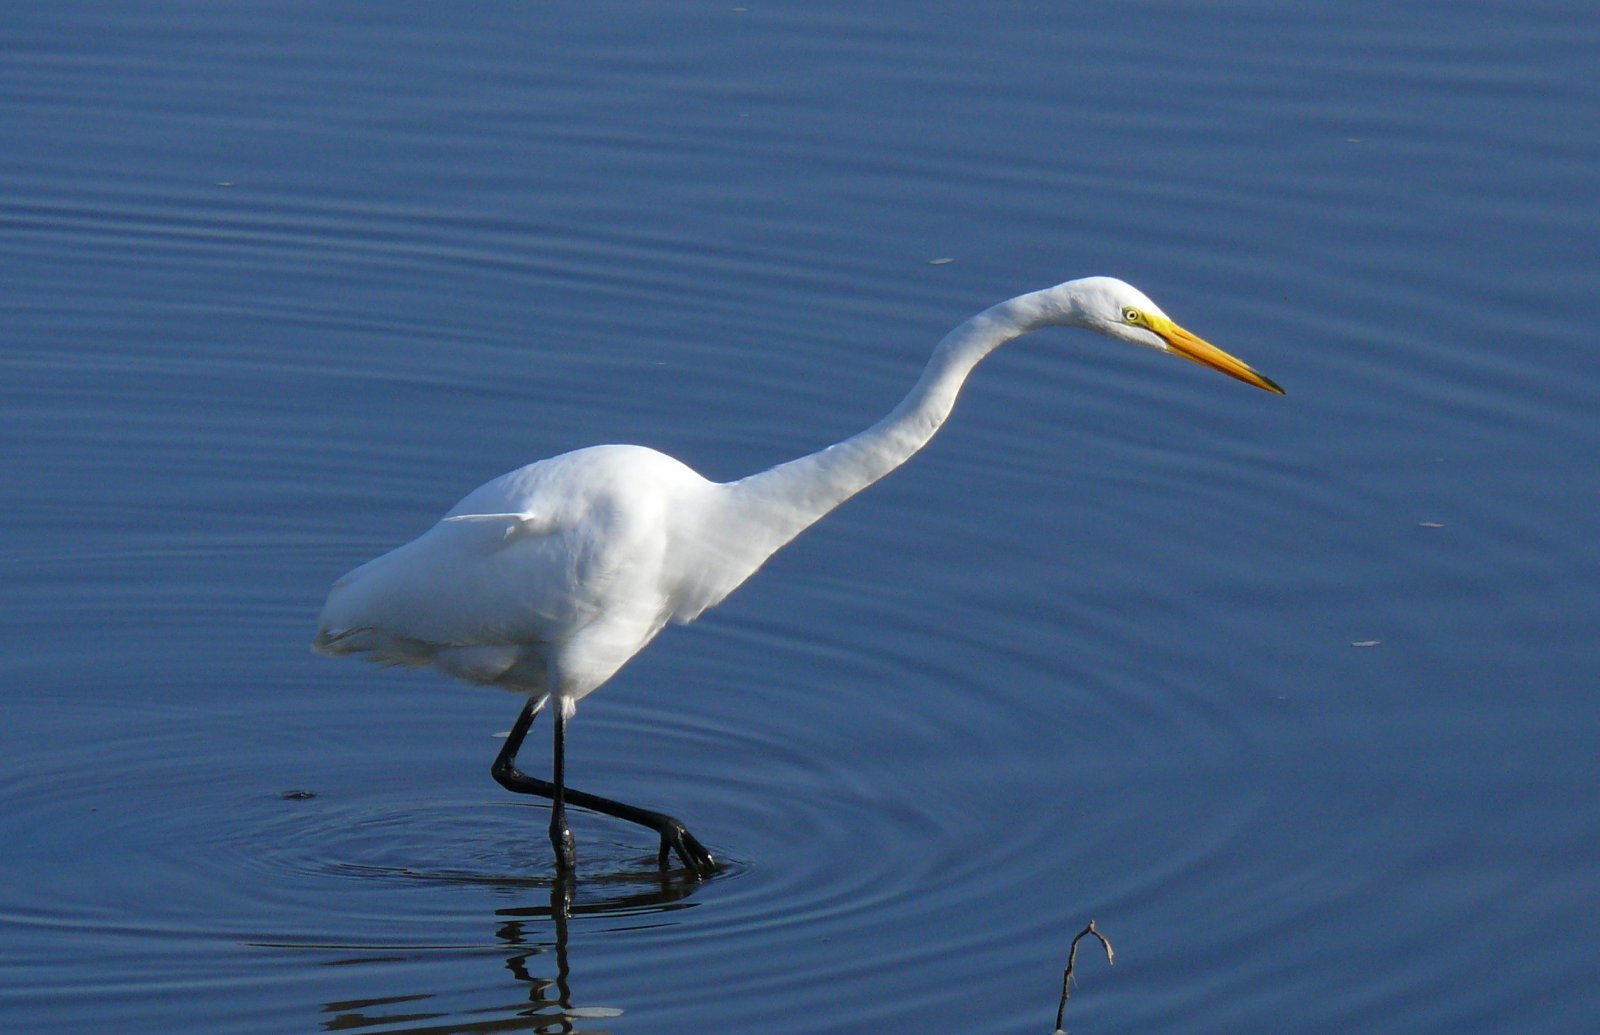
top-left (1161, 322), bottom-right (1284, 396)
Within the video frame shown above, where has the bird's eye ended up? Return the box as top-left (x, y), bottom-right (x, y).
top-left (1122, 307), bottom-right (1142, 324)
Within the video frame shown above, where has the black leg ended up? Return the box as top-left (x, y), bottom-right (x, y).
top-left (491, 696), bottom-right (718, 878)
top-left (549, 706), bottom-right (577, 875)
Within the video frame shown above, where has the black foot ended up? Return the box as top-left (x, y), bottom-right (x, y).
top-left (550, 817), bottom-right (577, 876)
top-left (657, 820), bottom-right (717, 878)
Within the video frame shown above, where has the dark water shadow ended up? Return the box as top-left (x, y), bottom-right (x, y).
top-left (284, 860), bottom-right (728, 1033)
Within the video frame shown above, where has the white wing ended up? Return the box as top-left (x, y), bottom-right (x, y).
top-left (314, 511), bottom-right (583, 675)
top-left (315, 445), bottom-right (716, 696)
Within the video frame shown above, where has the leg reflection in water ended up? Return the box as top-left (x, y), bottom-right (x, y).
top-left (314, 871), bottom-right (701, 1031)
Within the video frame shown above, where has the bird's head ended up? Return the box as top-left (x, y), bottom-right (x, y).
top-left (1052, 276), bottom-right (1284, 394)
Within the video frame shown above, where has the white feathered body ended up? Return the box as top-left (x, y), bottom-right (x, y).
top-left (314, 278), bottom-right (1280, 717)
top-left (315, 444), bottom-right (775, 708)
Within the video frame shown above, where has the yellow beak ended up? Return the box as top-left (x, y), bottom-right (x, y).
top-left (1152, 318), bottom-right (1284, 395)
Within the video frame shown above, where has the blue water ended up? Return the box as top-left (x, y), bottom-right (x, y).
top-left (4, 2), bottom-right (1597, 1032)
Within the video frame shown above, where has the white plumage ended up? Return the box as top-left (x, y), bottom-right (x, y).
top-left (317, 445), bottom-right (768, 711)
top-left (314, 276), bottom-right (1282, 877)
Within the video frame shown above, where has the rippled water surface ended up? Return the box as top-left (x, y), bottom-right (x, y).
top-left (4, 3), bottom-right (1598, 1032)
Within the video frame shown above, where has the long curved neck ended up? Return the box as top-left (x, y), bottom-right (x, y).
top-left (721, 288), bottom-right (1069, 553)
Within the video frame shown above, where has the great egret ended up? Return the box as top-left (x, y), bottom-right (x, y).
top-left (315, 276), bottom-right (1282, 879)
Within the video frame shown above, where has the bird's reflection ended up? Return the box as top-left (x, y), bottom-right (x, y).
top-left (314, 866), bottom-right (706, 1033)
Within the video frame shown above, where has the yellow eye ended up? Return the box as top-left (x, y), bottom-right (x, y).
top-left (1122, 307), bottom-right (1142, 324)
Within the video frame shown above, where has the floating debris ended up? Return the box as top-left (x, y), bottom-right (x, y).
top-left (927, 257), bottom-right (955, 265)
top-left (1054, 919), bottom-right (1114, 1033)
top-left (1351, 640), bottom-right (1382, 648)
top-left (279, 789), bottom-right (317, 800)
top-left (1418, 521), bottom-right (1445, 528)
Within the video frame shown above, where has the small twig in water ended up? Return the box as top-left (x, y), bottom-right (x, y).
top-left (1054, 919), bottom-right (1114, 1033)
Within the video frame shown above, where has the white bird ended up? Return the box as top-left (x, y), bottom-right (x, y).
top-left (315, 276), bottom-right (1283, 879)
